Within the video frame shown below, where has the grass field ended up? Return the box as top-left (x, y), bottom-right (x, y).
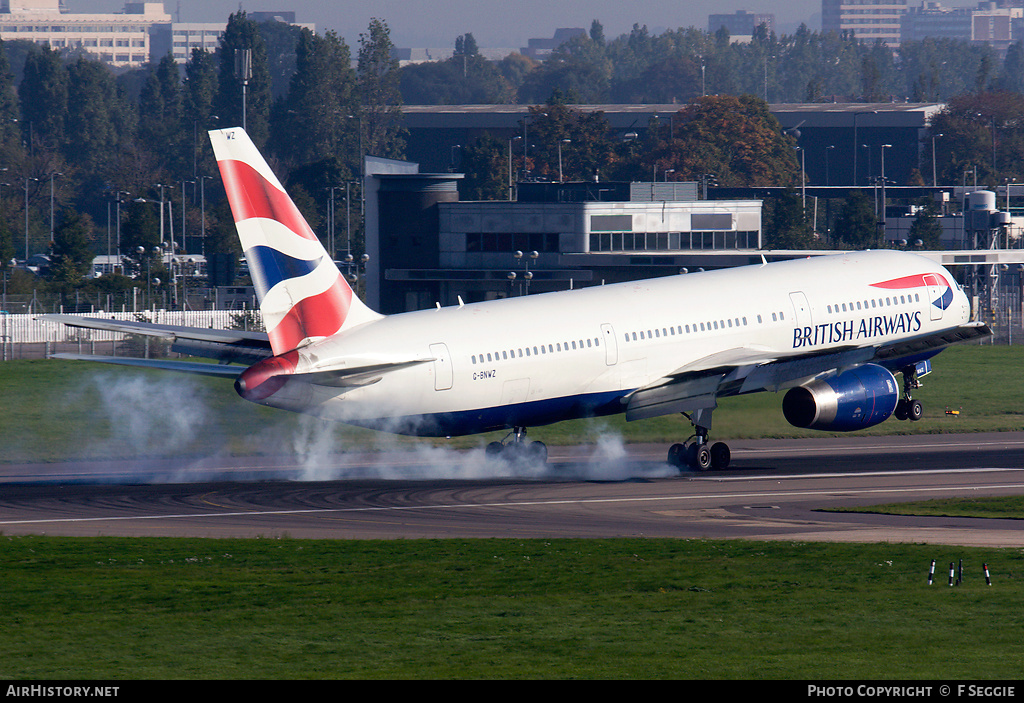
top-left (2, 343), bottom-right (1023, 464)
top-left (1, 536), bottom-right (1022, 679)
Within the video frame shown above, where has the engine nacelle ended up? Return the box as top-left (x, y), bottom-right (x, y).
top-left (782, 364), bottom-right (899, 432)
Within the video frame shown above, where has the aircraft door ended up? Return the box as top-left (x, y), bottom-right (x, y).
top-left (923, 274), bottom-right (943, 321)
top-left (429, 343), bottom-right (453, 391)
top-left (601, 323), bottom-right (618, 366)
top-left (789, 291), bottom-right (812, 328)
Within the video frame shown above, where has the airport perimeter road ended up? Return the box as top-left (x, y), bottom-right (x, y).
top-left (0, 433), bottom-right (1023, 544)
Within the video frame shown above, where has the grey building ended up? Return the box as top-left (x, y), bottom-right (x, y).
top-left (364, 157), bottom-right (762, 314)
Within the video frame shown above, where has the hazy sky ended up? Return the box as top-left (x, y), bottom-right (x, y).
top-left (71, 0), bottom-right (823, 48)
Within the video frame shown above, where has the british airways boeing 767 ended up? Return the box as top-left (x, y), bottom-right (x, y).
top-left (48, 128), bottom-right (991, 471)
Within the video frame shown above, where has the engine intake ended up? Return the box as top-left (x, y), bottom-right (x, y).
top-left (782, 364), bottom-right (899, 432)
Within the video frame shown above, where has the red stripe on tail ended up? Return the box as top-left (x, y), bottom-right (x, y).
top-left (267, 276), bottom-right (354, 352)
top-left (217, 158), bottom-right (317, 241)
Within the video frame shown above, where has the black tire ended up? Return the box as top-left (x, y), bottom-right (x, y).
top-left (486, 441), bottom-right (504, 457)
top-left (908, 399), bottom-right (923, 421)
top-left (528, 441), bottom-right (548, 464)
top-left (894, 399), bottom-right (908, 421)
top-left (693, 443), bottom-right (712, 471)
top-left (667, 443), bottom-right (686, 469)
top-left (710, 442), bottom-right (731, 470)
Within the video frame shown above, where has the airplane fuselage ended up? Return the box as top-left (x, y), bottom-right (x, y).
top-left (254, 250), bottom-right (971, 436)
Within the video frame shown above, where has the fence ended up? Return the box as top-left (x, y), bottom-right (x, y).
top-left (0, 309), bottom-right (264, 360)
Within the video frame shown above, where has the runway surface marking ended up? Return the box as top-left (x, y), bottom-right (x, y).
top-left (3, 468), bottom-right (1023, 528)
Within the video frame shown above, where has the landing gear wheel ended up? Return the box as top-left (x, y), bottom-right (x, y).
top-left (667, 443), bottom-right (686, 469)
top-left (692, 443), bottom-right (712, 471)
top-left (894, 400), bottom-right (908, 421)
top-left (907, 399), bottom-right (923, 422)
top-left (528, 441), bottom-right (547, 463)
top-left (710, 442), bottom-right (731, 470)
top-left (485, 429), bottom-right (548, 465)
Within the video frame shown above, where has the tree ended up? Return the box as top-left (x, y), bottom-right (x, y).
top-left (138, 53), bottom-right (182, 168)
top-left (66, 57), bottom-right (134, 175)
top-left (0, 39), bottom-right (20, 159)
top-left (19, 45), bottom-right (67, 152)
top-left (357, 18), bottom-right (405, 160)
top-left (636, 95), bottom-right (800, 187)
top-left (833, 190), bottom-right (878, 249)
top-left (400, 33), bottom-right (514, 105)
top-left (907, 199), bottom-right (943, 249)
top-left (275, 28), bottom-right (357, 169)
top-left (518, 33), bottom-right (611, 104)
top-left (182, 48), bottom-right (219, 177)
top-left (928, 91), bottom-right (1024, 186)
top-left (515, 103), bottom-right (615, 183)
top-left (48, 208), bottom-right (94, 289)
top-left (216, 12), bottom-right (273, 149)
top-left (765, 189), bottom-right (814, 249)
top-left (458, 132), bottom-right (508, 200)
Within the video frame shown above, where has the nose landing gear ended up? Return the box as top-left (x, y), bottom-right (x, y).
top-left (893, 364), bottom-right (925, 422)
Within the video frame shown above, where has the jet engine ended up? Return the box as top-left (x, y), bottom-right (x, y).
top-left (782, 364), bottom-right (899, 432)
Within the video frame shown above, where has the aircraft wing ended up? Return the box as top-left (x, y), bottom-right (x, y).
top-left (624, 322), bottom-right (991, 422)
top-left (41, 314), bottom-right (272, 365)
top-left (50, 353), bottom-right (246, 378)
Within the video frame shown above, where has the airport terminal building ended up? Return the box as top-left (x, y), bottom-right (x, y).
top-left (364, 157), bottom-right (763, 314)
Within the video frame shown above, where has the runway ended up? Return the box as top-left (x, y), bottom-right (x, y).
top-left (1, 432), bottom-right (1023, 545)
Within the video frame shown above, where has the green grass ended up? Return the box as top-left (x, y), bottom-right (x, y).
top-left (1, 536), bottom-right (1022, 679)
top-left (1, 344), bottom-right (1022, 463)
top-left (828, 495), bottom-right (1024, 520)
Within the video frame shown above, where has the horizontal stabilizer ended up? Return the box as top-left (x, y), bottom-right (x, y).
top-left (293, 359), bottom-right (433, 388)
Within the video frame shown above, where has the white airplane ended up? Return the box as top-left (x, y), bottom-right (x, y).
top-left (48, 128), bottom-right (991, 471)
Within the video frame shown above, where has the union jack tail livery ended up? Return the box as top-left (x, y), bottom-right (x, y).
top-left (210, 128), bottom-right (382, 354)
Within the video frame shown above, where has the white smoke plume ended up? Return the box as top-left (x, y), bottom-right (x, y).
top-left (74, 371), bottom-right (678, 483)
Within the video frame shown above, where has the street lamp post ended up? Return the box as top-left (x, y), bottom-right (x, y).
top-left (880, 144), bottom-right (892, 247)
top-left (48, 172), bottom-right (62, 243)
top-left (932, 133), bottom-right (944, 187)
top-left (558, 139), bottom-right (570, 182)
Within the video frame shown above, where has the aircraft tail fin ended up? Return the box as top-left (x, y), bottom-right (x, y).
top-left (209, 127), bottom-right (381, 355)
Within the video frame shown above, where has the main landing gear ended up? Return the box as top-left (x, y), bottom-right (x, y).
top-left (893, 364), bottom-right (924, 422)
top-left (667, 410), bottom-right (730, 472)
top-left (486, 426), bottom-right (548, 464)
